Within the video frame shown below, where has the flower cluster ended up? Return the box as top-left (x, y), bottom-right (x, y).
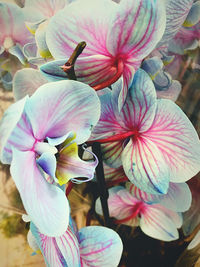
top-left (0, 0), bottom-right (200, 266)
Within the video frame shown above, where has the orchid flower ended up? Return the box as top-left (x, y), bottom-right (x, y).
top-left (90, 68), bottom-right (200, 194)
top-left (188, 230), bottom-right (200, 250)
top-left (141, 56), bottom-right (182, 102)
top-left (0, 2), bottom-right (34, 64)
top-left (156, 0), bottom-right (194, 51)
top-left (23, 0), bottom-right (69, 58)
top-left (0, 80), bottom-right (100, 236)
top-left (168, 22), bottom-right (200, 55)
top-left (96, 186), bottom-right (183, 241)
top-left (40, 0), bottom-right (166, 110)
top-left (28, 221), bottom-right (123, 267)
top-left (103, 163), bottom-right (192, 212)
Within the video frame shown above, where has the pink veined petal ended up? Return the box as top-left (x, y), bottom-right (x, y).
top-left (144, 99), bottom-right (200, 183)
top-left (0, 3), bottom-right (33, 47)
top-left (122, 137), bottom-right (170, 194)
top-left (25, 80), bottom-right (101, 144)
top-left (120, 69), bottom-right (157, 132)
top-left (104, 164), bottom-right (128, 186)
top-left (128, 181), bottom-right (192, 212)
top-left (46, 0), bottom-right (117, 59)
top-left (90, 90), bottom-right (127, 141)
top-left (107, 0), bottom-right (166, 59)
top-left (30, 223), bottom-right (81, 266)
top-left (96, 187), bottom-right (140, 226)
top-left (0, 96), bottom-right (35, 164)
top-left (11, 149), bottom-right (70, 237)
top-left (78, 226), bottom-right (123, 267)
top-left (140, 205), bottom-right (180, 241)
top-left (157, 0), bottom-right (193, 48)
top-left (13, 68), bottom-right (47, 101)
top-left (101, 141), bottom-right (124, 168)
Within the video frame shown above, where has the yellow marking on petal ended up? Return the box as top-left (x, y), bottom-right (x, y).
top-left (163, 57), bottom-right (174, 66)
top-left (183, 20), bottom-right (194, 27)
top-left (26, 24), bottom-right (36, 35)
top-left (39, 49), bottom-right (52, 59)
top-left (56, 140), bottom-right (78, 186)
top-left (150, 71), bottom-right (159, 80)
top-left (61, 132), bottom-right (77, 148)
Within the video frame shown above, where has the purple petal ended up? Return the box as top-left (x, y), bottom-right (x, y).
top-left (11, 149), bottom-right (70, 236)
top-left (145, 99), bottom-right (200, 183)
top-left (156, 80), bottom-right (182, 102)
top-left (25, 80), bottom-right (101, 144)
top-left (37, 152), bottom-right (57, 181)
top-left (13, 68), bottom-right (47, 101)
top-left (78, 226), bottom-right (123, 267)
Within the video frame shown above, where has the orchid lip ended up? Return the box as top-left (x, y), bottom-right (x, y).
top-left (92, 58), bottom-right (124, 91)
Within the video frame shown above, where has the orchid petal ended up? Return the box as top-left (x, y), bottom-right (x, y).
top-left (156, 80), bottom-right (181, 102)
top-left (30, 223), bottom-right (81, 267)
top-left (37, 152), bottom-right (57, 182)
top-left (25, 80), bottom-right (100, 143)
top-left (120, 69), bottom-right (157, 132)
top-left (47, 132), bottom-right (74, 147)
top-left (122, 137), bottom-right (170, 194)
top-left (8, 44), bottom-right (27, 64)
top-left (27, 230), bottom-right (40, 253)
top-left (39, 59), bottom-right (69, 81)
top-left (46, 0), bottom-right (117, 59)
top-left (127, 182), bottom-right (192, 212)
top-left (183, 1), bottom-right (200, 27)
top-left (145, 99), bottom-right (200, 182)
top-left (101, 141), bottom-right (124, 168)
top-left (140, 205), bottom-right (180, 241)
top-left (13, 68), bottom-right (47, 101)
top-left (35, 21), bottom-right (52, 58)
top-left (24, 0), bottom-right (68, 21)
top-left (96, 187), bottom-right (140, 226)
top-left (141, 57), bottom-right (163, 80)
top-left (0, 3), bottom-right (33, 47)
top-left (11, 149), bottom-right (70, 236)
top-left (104, 164), bottom-right (127, 185)
top-left (157, 0), bottom-right (193, 48)
top-left (56, 139), bottom-right (98, 185)
top-left (0, 96), bottom-right (32, 164)
top-left (107, 0), bottom-right (166, 59)
top-left (79, 226), bottom-right (123, 267)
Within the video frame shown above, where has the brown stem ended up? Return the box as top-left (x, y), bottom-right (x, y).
top-left (61, 41), bottom-right (86, 80)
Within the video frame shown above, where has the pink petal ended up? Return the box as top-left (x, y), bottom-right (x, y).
top-left (140, 204), bottom-right (181, 241)
top-left (144, 99), bottom-right (200, 182)
top-left (122, 137), bottom-right (170, 194)
top-left (11, 150), bottom-right (70, 236)
top-left (107, 0), bottom-right (166, 59)
top-left (25, 80), bottom-right (101, 144)
top-left (46, 0), bottom-right (117, 59)
top-left (30, 223), bottom-right (80, 266)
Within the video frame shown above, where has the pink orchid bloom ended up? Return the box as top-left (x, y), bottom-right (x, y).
top-left (90, 69), bottom-right (200, 194)
top-left (0, 2), bottom-right (33, 63)
top-left (28, 222), bottom-right (123, 267)
top-left (103, 163), bottom-right (192, 212)
top-left (0, 80), bottom-right (100, 236)
top-left (96, 186), bottom-right (182, 241)
top-left (45, 0), bottom-right (166, 109)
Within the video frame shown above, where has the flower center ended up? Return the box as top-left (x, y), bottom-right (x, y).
top-left (114, 202), bottom-right (144, 224)
top-left (93, 56), bottom-right (124, 91)
top-left (32, 140), bottom-right (58, 155)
